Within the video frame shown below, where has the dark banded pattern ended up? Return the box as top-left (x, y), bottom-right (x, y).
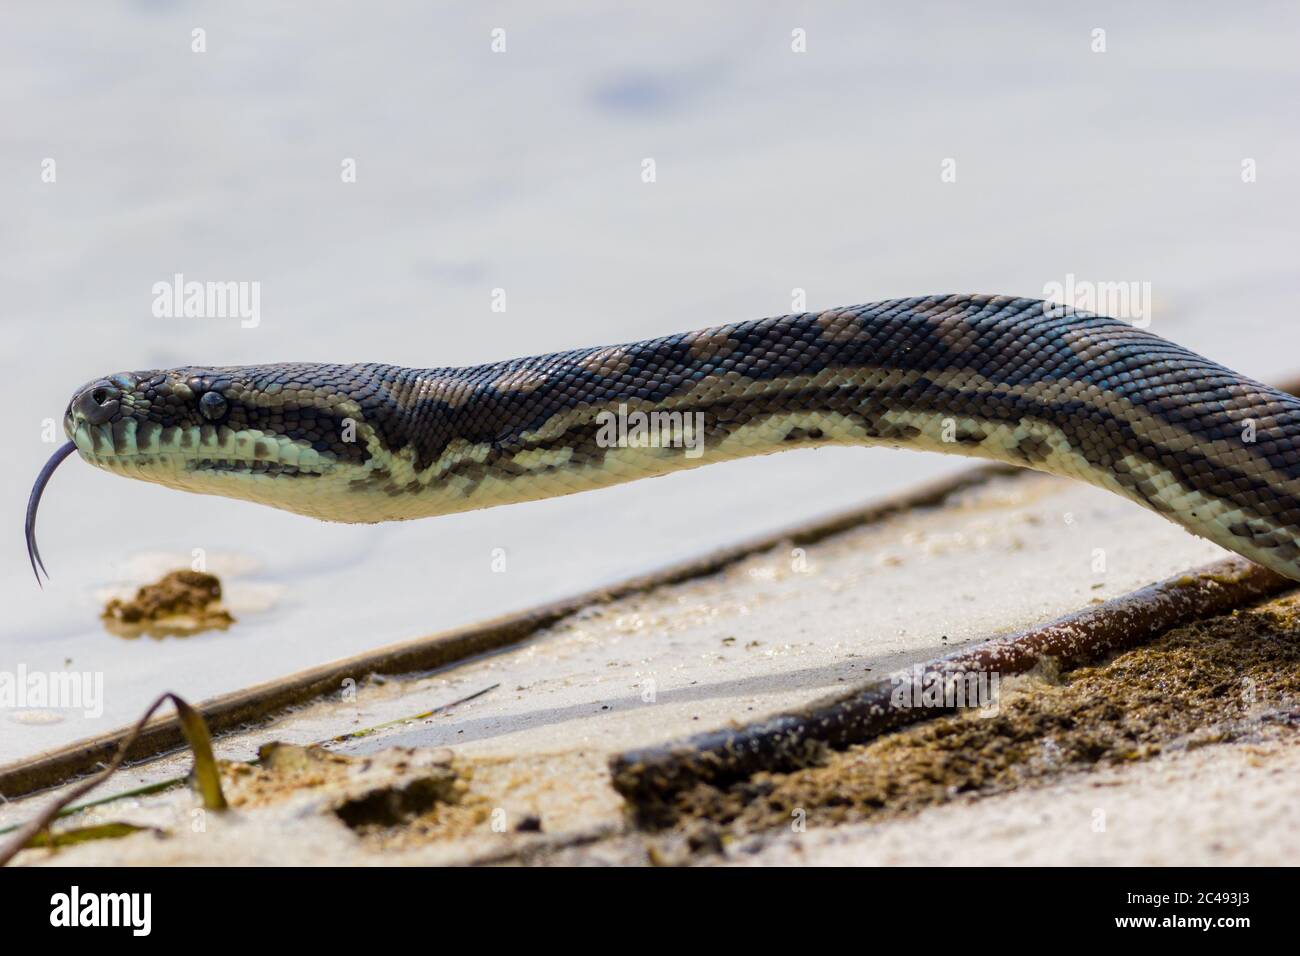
top-left (61, 294), bottom-right (1300, 581)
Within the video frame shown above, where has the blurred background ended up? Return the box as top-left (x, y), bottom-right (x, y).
top-left (2, 2), bottom-right (1297, 761)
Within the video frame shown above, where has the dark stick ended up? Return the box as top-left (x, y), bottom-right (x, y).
top-left (25, 440), bottom-right (76, 585)
top-left (609, 556), bottom-right (1295, 811)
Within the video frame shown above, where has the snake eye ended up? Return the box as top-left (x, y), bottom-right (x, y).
top-left (199, 391), bottom-right (228, 422)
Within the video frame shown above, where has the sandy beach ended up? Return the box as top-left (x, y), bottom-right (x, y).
top-left (6, 464), bottom-right (1295, 866)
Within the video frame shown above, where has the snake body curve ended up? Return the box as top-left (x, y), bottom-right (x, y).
top-left (54, 294), bottom-right (1300, 582)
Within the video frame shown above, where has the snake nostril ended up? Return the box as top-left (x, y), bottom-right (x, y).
top-left (76, 381), bottom-right (121, 426)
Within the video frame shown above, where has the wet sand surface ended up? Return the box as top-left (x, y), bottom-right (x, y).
top-left (8, 469), bottom-right (1296, 865)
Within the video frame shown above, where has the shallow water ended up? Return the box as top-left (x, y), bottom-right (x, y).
top-left (2, 3), bottom-right (1298, 763)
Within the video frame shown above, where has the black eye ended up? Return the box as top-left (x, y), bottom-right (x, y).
top-left (199, 391), bottom-right (228, 422)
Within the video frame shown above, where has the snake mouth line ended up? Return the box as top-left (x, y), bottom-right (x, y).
top-left (188, 458), bottom-right (324, 478)
top-left (67, 421), bottom-right (337, 479)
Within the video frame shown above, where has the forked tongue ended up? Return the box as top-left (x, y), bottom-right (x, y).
top-left (26, 441), bottom-right (77, 586)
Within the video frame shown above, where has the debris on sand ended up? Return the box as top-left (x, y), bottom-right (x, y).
top-left (224, 742), bottom-right (466, 832)
top-left (101, 570), bottom-right (234, 639)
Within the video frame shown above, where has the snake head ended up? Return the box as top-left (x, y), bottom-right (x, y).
top-left (30, 362), bottom-right (420, 581)
top-left (61, 364), bottom-right (379, 517)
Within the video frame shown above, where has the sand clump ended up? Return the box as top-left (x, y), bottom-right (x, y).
top-left (101, 570), bottom-right (234, 638)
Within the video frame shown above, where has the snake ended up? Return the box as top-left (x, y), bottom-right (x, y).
top-left (25, 293), bottom-right (1300, 585)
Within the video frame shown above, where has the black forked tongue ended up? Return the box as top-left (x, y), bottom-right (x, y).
top-left (26, 441), bottom-right (77, 587)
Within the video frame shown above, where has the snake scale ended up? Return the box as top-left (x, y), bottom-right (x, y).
top-left (26, 294), bottom-right (1300, 584)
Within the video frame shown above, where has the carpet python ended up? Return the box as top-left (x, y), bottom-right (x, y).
top-left (27, 294), bottom-right (1300, 584)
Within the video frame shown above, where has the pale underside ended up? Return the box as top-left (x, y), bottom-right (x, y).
top-left (73, 399), bottom-right (1274, 581)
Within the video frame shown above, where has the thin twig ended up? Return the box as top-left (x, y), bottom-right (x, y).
top-left (0, 683), bottom-right (501, 841)
top-left (0, 692), bottom-right (224, 866)
top-left (326, 682), bottom-right (500, 744)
